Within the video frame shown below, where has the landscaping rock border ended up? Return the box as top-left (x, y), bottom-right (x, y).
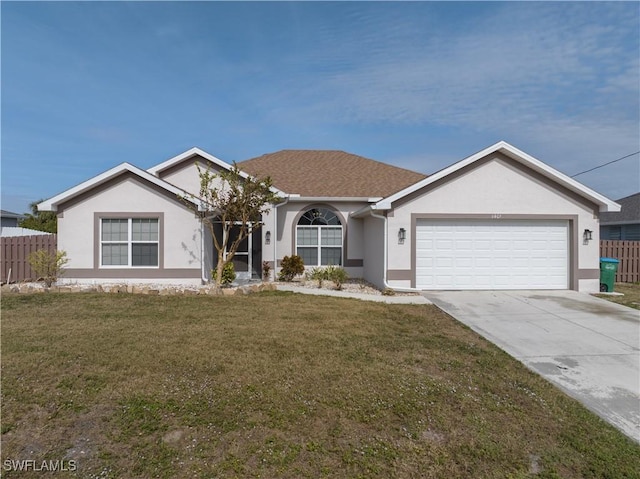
top-left (1, 282), bottom-right (278, 296)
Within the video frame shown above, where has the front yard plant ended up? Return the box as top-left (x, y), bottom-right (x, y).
top-left (262, 260), bottom-right (272, 281)
top-left (26, 249), bottom-right (68, 287)
top-left (2, 293), bottom-right (639, 478)
top-left (211, 262), bottom-right (236, 286)
top-left (306, 265), bottom-right (349, 290)
top-left (278, 254), bottom-right (304, 281)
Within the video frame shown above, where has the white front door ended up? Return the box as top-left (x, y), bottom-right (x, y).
top-left (415, 219), bottom-right (569, 290)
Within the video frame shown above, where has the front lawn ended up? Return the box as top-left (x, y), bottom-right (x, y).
top-left (2, 292), bottom-right (639, 478)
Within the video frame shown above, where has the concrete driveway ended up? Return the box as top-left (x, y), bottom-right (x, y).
top-left (423, 290), bottom-right (640, 443)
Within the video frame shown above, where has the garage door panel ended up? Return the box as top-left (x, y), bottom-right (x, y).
top-left (455, 257), bottom-right (473, 268)
top-left (416, 219), bottom-right (569, 290)
top-left (475, 257), bottom-right (492, 268)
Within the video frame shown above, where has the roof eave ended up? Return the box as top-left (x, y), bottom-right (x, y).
top-left (600, 220), bottom-right (639, 226)
top-left (147, 147), bottom-right (239, 176)
top-left (373, 141), bottom-right (622, 213)
top-left (495, 142), bottom-right (621, 213)
top-left (149, 147), bottom-right (287, 197)
top-left (38, 163), bottom-right (195, 212)
top-left (285, 195), bottom-right (380, 203)
top-left (350, 203), bottom-right (392, 218)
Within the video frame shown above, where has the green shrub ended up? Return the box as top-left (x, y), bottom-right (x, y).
top-left (278, 255), bottom-right (304, 281)
top-left (305, 265), bottom-right (349, 290)
top-left (307, 267), bottom-right (329, 288)
top-left (326, 265), bottom-right (348, 290)
top-left (211, 262), bottom-right (236, 286)
top-left (27, 249), bottom-right (68, 287)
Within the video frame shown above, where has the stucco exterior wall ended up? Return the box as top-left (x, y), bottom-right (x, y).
top-left (272, 200), bottom-right (368, 278)
top-left (157, 157), bottom-right (227, 197)
top-left (385, 155), bottom-right (601, 292)
top-left (57, 176), bottom-right (203, 284)
top-left (362, 216), bottom-right (385, 289)
top-left (260, 207), bottom-right (277, 279)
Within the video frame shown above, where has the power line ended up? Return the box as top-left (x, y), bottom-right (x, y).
top-left (571, 151), bottom-right (640, 178)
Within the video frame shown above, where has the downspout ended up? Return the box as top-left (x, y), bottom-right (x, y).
top-left (201, 219), bottom-right (206, 284)
top-left (369, 210), bottom-right (389, 289)
top-left (369, 209), bottom-right (421, 293)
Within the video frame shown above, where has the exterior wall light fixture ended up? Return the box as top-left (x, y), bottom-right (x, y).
top-left (398, 228), bottom-right (406, 244)
top-left (265, 230), bottom-right (271, 245)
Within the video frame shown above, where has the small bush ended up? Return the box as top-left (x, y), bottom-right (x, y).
top-left (307, 267), bottom-right (329, 288)
top-left (27, 249), bottom-right (68, 287)
top-left (305, 266), bottom-right (349, 290)
top-left (211, 262), bottom-right (236, 286)
top-left (326, 265), bottom-right (348, 290)
top-left (262, 261), bottom-right (272, 281)
top-left (278, 255), bottom-right (304, 281)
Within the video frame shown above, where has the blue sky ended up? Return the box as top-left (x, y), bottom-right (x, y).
top-left (2, 1), bottom-right (639, 214)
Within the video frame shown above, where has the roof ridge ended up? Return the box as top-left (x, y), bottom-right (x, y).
top-left (237, 149), bottom-right (427, 197)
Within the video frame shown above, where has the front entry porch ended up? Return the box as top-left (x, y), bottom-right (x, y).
top-left (211, 223), bottom-right (262, 281)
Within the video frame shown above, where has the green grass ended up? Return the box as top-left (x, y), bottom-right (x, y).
top-left (1, 292), bottom-right (639, 478)
top-left (596, 282), bottom-right (640, 310)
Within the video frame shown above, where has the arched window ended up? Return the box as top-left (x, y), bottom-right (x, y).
top-left (296, 208), bottom-right (342, 266)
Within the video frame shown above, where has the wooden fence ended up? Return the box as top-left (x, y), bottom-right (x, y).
top-left (1, 234), bottom-right (57, 283)
top-left (600, 240), bottom-right (640, 283)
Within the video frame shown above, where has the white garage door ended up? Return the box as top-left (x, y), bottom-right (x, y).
top-left (416, 219), bottom-right (569, 290)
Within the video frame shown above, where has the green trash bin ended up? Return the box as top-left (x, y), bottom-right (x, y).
top-left (599, 257), bottom-right (619, 292)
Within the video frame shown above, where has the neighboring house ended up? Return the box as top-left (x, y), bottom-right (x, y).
top-left (599, 193), bottom-right (640, 241)
top-left (1, 210), bottom-right (25, 228)
top-left (1, 227), bottom-right (53, 237)
top-left (37, 141), bottom-right (620, 292)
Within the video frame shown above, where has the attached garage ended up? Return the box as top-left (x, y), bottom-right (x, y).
top-left (415, 219), bottom-right (569, 290)
top-left (353, 141), bottom-right (620, 293)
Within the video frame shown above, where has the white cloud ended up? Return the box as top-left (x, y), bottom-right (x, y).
top-left (255, 2), bottom-right (639, 198)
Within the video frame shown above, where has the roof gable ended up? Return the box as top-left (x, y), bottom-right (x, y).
top-left (374, 141), bottom-right (621, 213)
top-left (238, 150), bottom-right (427, 198)
top-left (149, 147), bottom-right (286, 197)
top-left (38, 163), bottom-right (195, 212)
top-left (147, 147), bottom-right (239, 177)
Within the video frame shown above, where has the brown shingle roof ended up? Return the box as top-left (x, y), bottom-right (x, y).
top-left (238, 150), bottom-right (427, 198)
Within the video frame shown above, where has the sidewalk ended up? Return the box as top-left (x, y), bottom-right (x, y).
top-left (276, 284), bottom-right (431, 304)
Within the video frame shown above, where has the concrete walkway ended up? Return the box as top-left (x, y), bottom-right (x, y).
top-left (276, 284), bottom-right (431, 304)
top-left (423, 290), bottom-right (640, 443)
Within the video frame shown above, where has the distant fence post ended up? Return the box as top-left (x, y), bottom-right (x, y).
top-left (1, 234), bottom-right (57, 283)
top-left (600, 240), bottom-right (640, 283)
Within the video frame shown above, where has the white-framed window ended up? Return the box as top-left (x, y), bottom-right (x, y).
top-left (296, 208), bottom-right (342, 266)
top-left (101, 218), bottom-right (159, 267)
